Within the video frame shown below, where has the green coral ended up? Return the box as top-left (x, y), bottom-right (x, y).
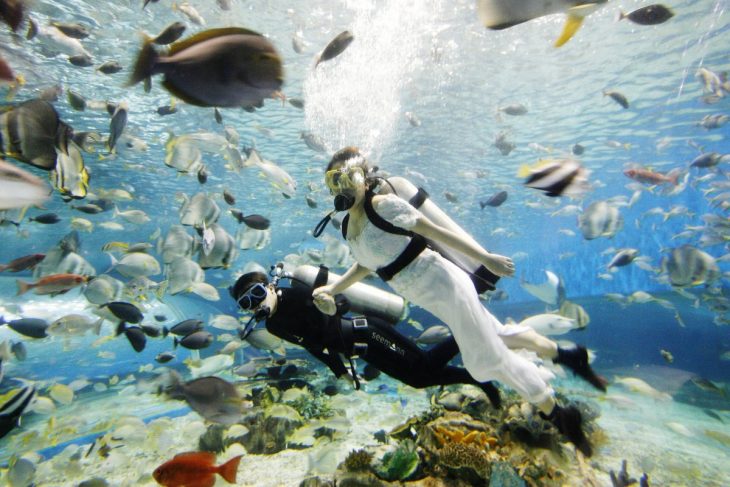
top-left (343, 449), bottom-right (374, 472)
top-left (374, 439), bottom-right (420, 481)
top-left (286, 392), bottom-right (333, 420)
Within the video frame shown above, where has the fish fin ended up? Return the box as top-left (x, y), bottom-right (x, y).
top-left (216, 455), bottom-right (243, 483)
top-left (555, 13), bottom-right (586, 47)
top-left (173, 451), bottom-right (217, 463)
top-left (168, 28), bottom-right (263, 56)
top-left (94, 318), bottom-right (104, 336)
top-left (15, 280), bottom-right (31, 296)
top-left (128, 40), bottom-right (158, 87)
top-left (161, 78), bottom-right (209, 107)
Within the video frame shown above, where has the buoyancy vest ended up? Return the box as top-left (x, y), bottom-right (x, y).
top-left (342, 185), bottom-right (500, 293)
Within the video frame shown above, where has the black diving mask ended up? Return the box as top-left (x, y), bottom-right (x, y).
top-left (333, 192), bottom-right (356, 211)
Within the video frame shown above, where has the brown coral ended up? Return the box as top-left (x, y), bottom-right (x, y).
top-left (438, 443), bottom-right (491, 480)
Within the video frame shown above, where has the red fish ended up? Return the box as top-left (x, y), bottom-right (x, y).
top-left (0, 253), bottom-right (45, 273)
top-left (16, 273), bottom-right (87, 296)
top-left (623, 167), bottom-right (680, 185)
top-left (153, 452), bottom-right (242, 487)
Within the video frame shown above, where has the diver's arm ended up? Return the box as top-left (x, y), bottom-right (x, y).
top-left (329, 261), bottom-right (371, 293)
top-left (411, 217), bottom-right (515, 277)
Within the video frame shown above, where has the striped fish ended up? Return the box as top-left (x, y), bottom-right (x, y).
top-left (0, 99), bottom-right (72, 170)
top-left (0, 385), bottom-right (36, 439)
top-left (520, 159), bottom-right (590, 198)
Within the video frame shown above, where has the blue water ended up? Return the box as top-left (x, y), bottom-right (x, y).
top-left (1, 0), bottom-right (730, 485)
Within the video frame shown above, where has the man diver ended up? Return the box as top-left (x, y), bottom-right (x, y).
top-left (229, 264), bottom-right (503, 407)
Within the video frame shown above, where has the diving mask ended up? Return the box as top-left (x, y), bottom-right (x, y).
top-left (237, 282), bottom-right (268, 310)
top-left (325, 165), bottom-right (365, 195)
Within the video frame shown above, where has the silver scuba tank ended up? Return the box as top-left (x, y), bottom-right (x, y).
top-left (291, 264), bottom-right (406, 324)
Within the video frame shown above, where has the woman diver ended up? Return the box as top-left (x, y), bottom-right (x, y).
top-left (311, 147), bottom-right (607, 457)
top-left (229, 264), bottom-right (503, 408)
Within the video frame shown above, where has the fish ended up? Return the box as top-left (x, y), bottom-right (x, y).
top-left (113, 206), bottom-right (150, 225)
top-left (109, 252), bottom-right (161, 278)
top-left (175, 2), bottom-right (205, 26)
top-left (180, 192), bottom-right (221, 227)
top-left (168, 319), bottom-right (204, 337)
top-left (67, 90), bottom-right (87, 111)
top-left (416, 325), bottom-right (451, 345)
top-left (68, 54), bottom-right (94, 67)
top-left (197, 223), bottom-right (237, 269)
top-left (476, 0), bottom-right (607, 47)
top-left (157, 105), bottom-right (177, 116)
top-left (662, 245), bottom-right (719, 288)
top-left (174, 331), bottom-right (213, 350)
top-left (519, 159), bottom-right (590, 198)
top-left (102, 301), bottom-right (144, 323)
top-left (480, 190), bottom-right (508, 209)
top-left (51, 21), bottom-right (90, 39)
top-left (578, 201), bottom-right (623, 240)
top-left (520, 270), bottom-right (564, 305)
top-left (315, 30), bottom-right (354, 67)
top-left (27, 21), bottom-right (91, 57)
top-left (29, 212), bottom-right (60, 224)
top-left (624, 167), bottom-right (680, 186)
top-left (518, 313), bottom-right (578, 336)
top-left (690, 152), bottom-right (729, 168)
top-left (129, 27), bottom-right (284, 109)
top-left (0, 385), bottom-right (36, 439)
top-left (153, 451), bottom-right (242, 487)
top-left (603, 90), bottom-right (629, 109)
top-left (493, 131), bottom-right (515, 156)
top-left (614, 376), bottom-right (672, 401)
top-left (0, 0), bottom-right (26, 32)
top-left (0, 317), bottom-right (49, 338)
top-left (150, 21), bottom-right (186, 45)
top-left (52, 141), bottom-right (89, 200)
top-left (0, 54), bottom-right (14, 81)
top-left (0, 159), bottom-right (51, 210)
top-left (245, 149), bottom-right (297, 197)
top-left (240, 214), bottom-right (270, 230)
top-left (0, 254), bottom-right (46, 272)
top-left (97, 60), bottom-right (123, 75)
top-left (49, 314), bottom-right (103, 336)
top-left (498, 103), bottom-right (527, 116)
top-left (0, 99), bottom-right (73, 170)
top-left (619, 4), bottom-right (674, 25)
top-left (164, 371), bottom-right (245, 424)
top-left (660, 349), bottom-right (674, 364)
top-left (698, 114), bottom-right (729, 130)
top-left (16, 273), bottom-right (87, 296)
top-left (572, 143), bottom-right (585, 155)
top-left (607, 248), bottom-right (639, 270)
top-left (691, 377), bottom-right (726, 396)
top-left (222, 189), bottom-right (235, 205)
top-left (559, 300), bottom-right (590, 329)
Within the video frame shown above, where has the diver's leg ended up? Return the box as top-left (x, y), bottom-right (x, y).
top-left (425, 335), bottom-right (460, 369)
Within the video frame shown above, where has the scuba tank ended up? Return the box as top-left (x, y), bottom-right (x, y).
top-left (291, 264), bottom-right (406, 324)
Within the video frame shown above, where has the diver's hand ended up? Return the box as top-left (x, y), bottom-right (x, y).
top-left (313, 286), bottom-right (337, 315)
top-left (483, 253), bottom-right (515, 277)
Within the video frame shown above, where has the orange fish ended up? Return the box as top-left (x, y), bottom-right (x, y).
top-left (153, 451), bottom-right (242, 487)
top-left (16, 273), bottom-right (87, 296)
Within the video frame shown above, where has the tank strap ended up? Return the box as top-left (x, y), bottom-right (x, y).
top-left (409, 187), bottom-right (429, 209)
top-left (377, 234), bottom-right (428, 281)
top-left (341, 214), bottom-right (349, 239)
top-left (313, 265), bottom-right (329, 288)
top-left (364, 190), bottom-right (413, 236)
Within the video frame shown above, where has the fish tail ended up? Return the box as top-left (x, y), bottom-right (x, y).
top-left (554, 13), bottom-right (585, 48)
top-left (162, 326), bottom-right (169, 338)
top-left (94, 318), bottom-right (104, 335)
top-left (128, 40), bottom-right (158, 87)
top-left (16, 280), bottom-right (32, 296)
top-left (115, 321), bottom-right (127, 336)
top-left (217, 455), bottom-right (243, 484)
top-left (618, 11), bottom-right (626, 21)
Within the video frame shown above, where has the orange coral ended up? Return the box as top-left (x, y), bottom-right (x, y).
top-left (433, 426), bottom-right (498, 449)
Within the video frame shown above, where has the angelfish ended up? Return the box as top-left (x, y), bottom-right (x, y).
top-left (0, 385), bottom-right (36, 439)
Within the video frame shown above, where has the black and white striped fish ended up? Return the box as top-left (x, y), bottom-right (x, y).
top-left (0, 385), bottom-right (36, 439)
top-left (520, 159), bottom-right (590, 198)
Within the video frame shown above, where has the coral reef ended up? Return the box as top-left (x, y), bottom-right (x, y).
top-left (343, 449), bottom-right (374, 472)
top-left (374, 439), bottom-right (420, 481)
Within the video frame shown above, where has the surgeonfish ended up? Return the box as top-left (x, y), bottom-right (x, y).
top-left (480, 190), bottom-right (508, 208)
top-left (315, 30), bottom-right (354, 67)
top-left (163, 370), bottom-right (246, 424)
top-left (0, 158), bottom-right (50, 210)
top-left (520, 270), bottom-right (564, 305)
top-left (619, 4), bottom-right (674, 25)
top-left (0, 99), bottom-right (73, 170)
top-left (476, 0), bottom-right (607, 47)
top-left (129, 27), bottom-right (284, 109)
top-left (0, 385), bottom-right (36, 439)
top-left (153, 452), bottom-right (242, 487)
top-left (519, 159), bottom-right (590, 198)
top-left (0, 317), bottom-right (50, 338)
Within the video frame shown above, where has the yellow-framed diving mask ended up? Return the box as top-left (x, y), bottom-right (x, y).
top-left (325, 164), bottom-right (365, 195)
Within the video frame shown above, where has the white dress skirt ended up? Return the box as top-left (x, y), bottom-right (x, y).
top-left (346, 194), bottom-right (554, 403)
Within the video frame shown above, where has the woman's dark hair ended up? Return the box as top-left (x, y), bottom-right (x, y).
top-left (229, 271), bottom-right (269, 301)
top-left (327, 146), bottom-right (379, 190)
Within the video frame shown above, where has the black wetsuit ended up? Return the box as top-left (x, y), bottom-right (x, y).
top-left (262, 285), bottom-right (500, 404)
